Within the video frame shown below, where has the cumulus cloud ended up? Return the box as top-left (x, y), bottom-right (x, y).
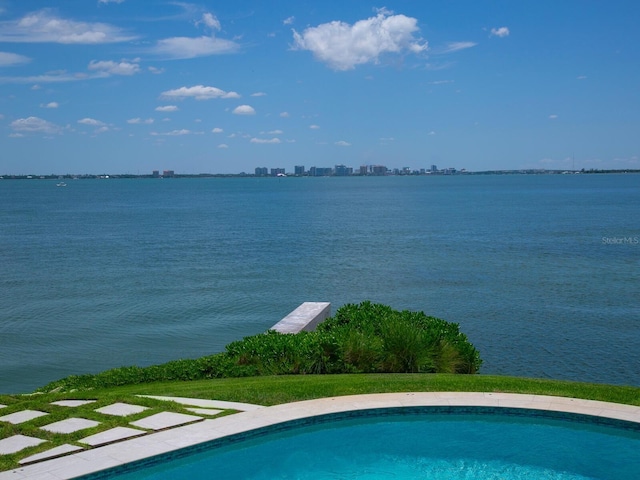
top-left (88, 59), bottom-right (140, 76)
top-left (251, 92), bottom-right (266, 97)
top-left (233, 105), bottom-right (256, 115)
top-left (335, 140), bottom-right (351, 146)
top-left (280, 111), bottom-right (290, 118)
top-left (155, 105), bottom-right (178, 112)
top-left (0, 51), bottom-right (31, 66)
top-left (268, 129), bottom-right (283, 134)
top-left (148, 66), bottom-right (164, 74)
top-left (41, 101), bottom-right (58, 108)
top-left (0, 9), bottom-right (136, 44)
top-left (490, 27), bottom-right (510, 38)
top-left (10, 116), bottom-right (61, 134)
top-left (283, 16), bottom-right (295, 25)
top-left (161, 85), bottom-right (240, 100)
top-left (98, 0), bottom-right (125, 3)
top-left (211, 127), bottom-right (223, 133)
top-left (309, 124), bottom-right (320, 129)
top-left (127, 117), bottom-right (154, 124)
top-left (153, 36), bottom-right (239, 60)
top-left (549, 114), bottom-right (558, 119)
top-left (250, 137), bottom-right (281, 144)
top-left (292, 9), bottom-right (427, 70)
top-left (151, 129), bottom-right (201, 136)
top-left (78, 117), bottom-right (105, 126)
top-left (198, 13), bottom-right (221, 31)
top-left (218, 143), bottom-right (228, 148)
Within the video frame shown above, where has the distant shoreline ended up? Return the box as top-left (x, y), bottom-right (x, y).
top-left (2, 169), bottom-right (640, 180)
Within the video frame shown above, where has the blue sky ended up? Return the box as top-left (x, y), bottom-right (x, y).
top-left (0, 1), bottom-right (638, 174)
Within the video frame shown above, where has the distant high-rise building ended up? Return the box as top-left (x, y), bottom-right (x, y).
top-left (430, 164), bottom-right (438, 173)
top-left (152, 170), bottom-right (160, 178)
top-left (255, 167), bottom-right (268, 176)
top-left (371, 165), bottom-right (387, 176)
top-left (360, 165), bottom-right (368, 176)
top-left (334, 164), bottom-right (352, 176)
top-left (294, 165), bottom-right (305, 176)
top-left (271, 168), bottom-right (285, 176)
top-left (163, 170), bottom-right (175, 177)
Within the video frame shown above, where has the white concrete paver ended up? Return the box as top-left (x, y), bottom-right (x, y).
top-left (50, 401), bottom-right (96, 408)
top-left (95, 403), bottom-right (148, 417)
top-left (185, 407), bottom-right (223, 416)
top-left (18, 445), bottom-right (83, 465)
top-left (138, 395), bottom-right (264, 411)
top-left (0, 411), bottom-right (48, 425)
top-left (0, 436), bottom-right (46, 455)
top-left (39, 418), bottom-right (100, 434)
top-left (79, 427), bottom-right (146, 447)
top-left (1, 392), bottom-right (639, 480)
top-left (129, 412), bottom-right (202, 431)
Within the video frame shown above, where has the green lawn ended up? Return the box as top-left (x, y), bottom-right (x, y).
top-left (2, 373), bottom-right (639, 472)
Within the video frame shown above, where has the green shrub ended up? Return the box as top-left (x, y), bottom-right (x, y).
top-left (37, 301), bottom-right (481, 392)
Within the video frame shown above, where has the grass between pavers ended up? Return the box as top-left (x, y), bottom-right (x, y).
top-left (0, 393), bottom-right (231, 472)
top-left (2, 373), bottom-right (640, 472)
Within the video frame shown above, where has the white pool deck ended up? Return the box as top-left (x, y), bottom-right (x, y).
top-left (1, 392), bottom-right (639, 480)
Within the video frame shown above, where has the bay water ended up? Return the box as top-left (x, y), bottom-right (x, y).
top-left (1, 174), bottom-right (638, 393)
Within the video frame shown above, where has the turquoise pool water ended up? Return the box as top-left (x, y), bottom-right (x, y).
top-left (83, 409), bottom-right (640, 480)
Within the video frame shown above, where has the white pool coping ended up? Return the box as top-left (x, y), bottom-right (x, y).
top-left (2, 392), bottom-right (639, 480)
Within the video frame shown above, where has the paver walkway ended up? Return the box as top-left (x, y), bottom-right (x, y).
top-left (0, 396), bottom-right (262, 470)
top-left (1, 393), bottom-right (639, 480)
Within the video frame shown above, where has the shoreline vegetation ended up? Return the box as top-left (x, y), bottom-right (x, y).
top-left (37, 302), bottom-right (482, 394)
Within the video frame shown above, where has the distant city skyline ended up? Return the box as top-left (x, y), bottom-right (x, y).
top-left (1, 1), bottom-right (638, 175)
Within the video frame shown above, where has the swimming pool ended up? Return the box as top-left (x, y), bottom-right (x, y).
top-left (79, 407), bottom-right (640, 480)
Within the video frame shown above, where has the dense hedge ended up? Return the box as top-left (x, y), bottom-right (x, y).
top-left (38, 302), bottom-right (481, 392)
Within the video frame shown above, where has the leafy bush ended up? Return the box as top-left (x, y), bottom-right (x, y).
top-left (38, 302), bottom-right (481, 392)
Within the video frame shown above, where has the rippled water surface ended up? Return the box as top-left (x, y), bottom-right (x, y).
top-left (1, 175), bottom-right (638, 392)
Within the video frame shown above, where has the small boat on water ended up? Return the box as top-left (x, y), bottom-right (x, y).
top-left (56, 182), bottom-right (67, 187)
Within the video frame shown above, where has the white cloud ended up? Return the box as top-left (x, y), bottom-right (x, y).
top-left (577, 75), bottom-right (587, 80)
top-left (98, 0), bottom-right (125, 3)
top-left (148, 66), bottom-right (164, 74)
top-left (127, 117), bottom-right (154, 124)
top-left (250, 137), bottom-right (281, 144)
top-left (151, 129), bottom-right (201, 136)
top-left (217, 143), bottom-right (229, 148)
top-left (153, 36), bottom-right (239, 59)
top-left (78, 118), bottom-right (105, 126)
top-left (155, 105), bottom-right (178, 112)
top-left (233, 105), bottom-right (256, 115)
top-left (211, 127), bottom-right (223, 133)
top-left (335, 140), bottom-right (351, 147)
top-left (428, 130), bottom-right (436, 135)
top-left (250, 92), bottom-right (266, 97)
top-left (88, 59), bottom-right (140, 76)
top-left (10, 116), bottom-right (61, 134)
top-left (280, 111), bottom-right (290, 118)
top-left (41, 101), bottom-right (58, 108)
top-left (0, 51), bottom-right (30, 66)
top-left (268, 129), bottom-right (283, 134)
top-left (292, 9), bottom-right (427, 70)
top-left (283, 16), bottom-right (295, 25)
top-left (161, 85), bottom-right (240, 100)
top-left (199, 13), bottom-right (221, 31)
top-left (549, 114), bottom-right (558, 119)
top-left (437, 42), bottom-right (477, 54)
top-left (0, 9), bottom-right (136, 44)
top-left (309, 124), bottom-right (320, 129)
top-left (490, 27), bottom-right (510, 38)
